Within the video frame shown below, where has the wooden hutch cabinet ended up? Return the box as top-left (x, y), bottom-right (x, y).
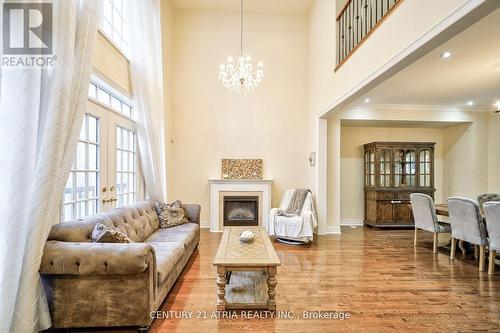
top-left (363, 142), bottom-right (435, 227)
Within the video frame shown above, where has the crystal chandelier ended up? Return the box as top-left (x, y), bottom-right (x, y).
top-left (218, 0), bottom-right (264, 95)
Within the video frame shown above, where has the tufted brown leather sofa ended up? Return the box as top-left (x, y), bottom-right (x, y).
top-left (40, 200), bottom-right (200, 331)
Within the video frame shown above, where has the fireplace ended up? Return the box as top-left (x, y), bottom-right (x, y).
top-left (223, 196), bottom-right (259, 226)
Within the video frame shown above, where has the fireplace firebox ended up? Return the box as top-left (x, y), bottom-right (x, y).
top-left (223, 196), bottom-right (259, 226)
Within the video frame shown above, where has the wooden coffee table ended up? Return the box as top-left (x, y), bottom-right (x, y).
top-left (213, 226), bottom-right (281, 311)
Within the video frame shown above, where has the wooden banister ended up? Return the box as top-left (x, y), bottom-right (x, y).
top-left (335, 0), bottom-right (404, 71)
top-left (336, 0), bottom-right (354, 21)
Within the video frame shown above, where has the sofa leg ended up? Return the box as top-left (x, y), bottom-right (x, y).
top-left (138, 324), bottom-right (150, 332)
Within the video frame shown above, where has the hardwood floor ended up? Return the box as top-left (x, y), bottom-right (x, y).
top-left (56, 227), bottom-right (500, 333)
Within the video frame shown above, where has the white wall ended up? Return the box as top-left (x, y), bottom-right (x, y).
top-left (92, 32), bottom-right (131, 94)
top-left (487, 113), bottom-right (500, 192)
top-left (442, 114), bottom-right (490, 198)
top-left (160, 0), bottom-right (175, 201)
top-left (168, 10), bottom-right (310, 222)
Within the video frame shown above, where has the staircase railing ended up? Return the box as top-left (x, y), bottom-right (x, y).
top-left (336, 0), bottom-right (403, 71)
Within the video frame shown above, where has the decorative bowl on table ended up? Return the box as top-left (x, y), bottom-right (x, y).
top-left (240, 230), bottom-right (255, 242)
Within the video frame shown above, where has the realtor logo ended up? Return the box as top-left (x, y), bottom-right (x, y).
top-left (3, 2), bottom-right (53, 55)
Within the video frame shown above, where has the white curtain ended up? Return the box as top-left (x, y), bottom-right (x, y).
top-left (128, 0), bottom-right (167, 203)
top-left (0, 1), bottom-right (101, 331)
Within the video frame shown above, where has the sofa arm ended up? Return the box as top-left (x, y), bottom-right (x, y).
top-left (185, 204), bottom-right (201, 224)
top-left (40, 241), bottom-right (155, 275)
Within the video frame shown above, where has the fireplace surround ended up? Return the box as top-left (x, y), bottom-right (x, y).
top-left (208, 179), bottom-right (273, 232)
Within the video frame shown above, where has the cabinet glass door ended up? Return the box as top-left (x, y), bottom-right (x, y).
top-left (365, 149), bottom-right (375, 186)
top-left (379, 149), bottom-right (391, 187)
top-left (419, 149), bottom-right (432, 187)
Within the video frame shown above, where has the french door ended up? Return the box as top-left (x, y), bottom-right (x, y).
top-left (61, 100), bottom-right (143, 221)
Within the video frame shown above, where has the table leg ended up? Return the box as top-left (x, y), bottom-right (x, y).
top-left (267, 266), bottom-right (277, 310)
top-left (217, 267), bottom-right (227, 310)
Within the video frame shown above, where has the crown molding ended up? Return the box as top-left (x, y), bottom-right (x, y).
top-left (342, 104), bottom-right (492, 113)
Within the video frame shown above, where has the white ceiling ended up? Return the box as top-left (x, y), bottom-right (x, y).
top-left (349, 7), bottom-right (500, 111)
top-left (170, 0), bottom-right (314, 15)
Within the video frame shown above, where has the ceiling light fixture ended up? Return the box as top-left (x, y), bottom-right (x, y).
top-left (364, 98), bottom-right (370, 103)
top-left (440, 51), bottom-right (452, 59)
top-left (218, 0), bottom-right (264, 95)
top-left (467, 101), bottom-right (474, 106)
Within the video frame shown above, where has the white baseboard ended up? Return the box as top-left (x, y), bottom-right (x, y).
top-left (340, 219), bottom-right (364, 227)
top-left (325, 226), bottom-right (341, 234)
top-left (199, 220), bottom-right (210, 229)
top-left (200, 220), bottom-right (224, 232)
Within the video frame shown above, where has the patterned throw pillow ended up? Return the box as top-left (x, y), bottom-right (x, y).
top-left (91, 223), bottom-right (134, 243)
top-left (155, 200), bottom-right (188, 228)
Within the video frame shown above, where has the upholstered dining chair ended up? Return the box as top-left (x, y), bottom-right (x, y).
top-left (410, 193), bottom-right (451, 253)
top-left (447, 197), bottom-right (488, 271)
top-left (477, 193), bottom-right (500, 213)
top-left (483, 201), bottom-right (500, 275)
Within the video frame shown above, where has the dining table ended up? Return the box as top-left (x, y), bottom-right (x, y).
top-left (432, 203), bottom-right (453, 249)
top-left (434, 203), bottom-right (449, 217)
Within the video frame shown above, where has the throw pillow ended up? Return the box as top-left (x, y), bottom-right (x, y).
top-left (91, 223), bottom-right (134, 243)
top-left (155, 200), bottom-right (189, 228)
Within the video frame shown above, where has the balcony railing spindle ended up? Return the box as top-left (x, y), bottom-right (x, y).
top-left (335, 0), bottom-right (403, 70)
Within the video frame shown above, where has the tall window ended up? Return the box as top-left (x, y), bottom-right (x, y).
top-left (116, 127), bottom-right (136, 207)
top-left (62, 76), bottom-right (140, 222)
top-left (102, 0), bottom-right (129, 55)
top-left (88, 77), bottom-right (133, 118)
top-left (62, 114), bottom-right (100, 222)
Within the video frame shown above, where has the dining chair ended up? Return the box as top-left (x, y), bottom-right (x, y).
top-left (477, 193), bottom-right (500, 213)
top-left (447, 197), bottom-right (488, 271)
top-left (410, 193), bottom-right (451, 253)
top-left (483, 201), bottom-right (500, 275)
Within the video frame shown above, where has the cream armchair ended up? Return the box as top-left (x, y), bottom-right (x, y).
top-left (268, 189), bottom-right (317, 244)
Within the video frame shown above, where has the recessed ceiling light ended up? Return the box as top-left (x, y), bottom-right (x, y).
top-left (467, 101), bottom-right (474, 106)
top-left (364, 98), bottom-right (370, 103)
top-left (440, 51), bottom-right (452, 59)
top-left (495, 101), bottom-right (500, 110)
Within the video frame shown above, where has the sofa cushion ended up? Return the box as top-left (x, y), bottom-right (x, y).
top-left (155, 200), bottom-right (189, 228)
top-left (146, 242), bottom-right (184, 285)
top-left (145, 223), bottom-right (199, 248)
top-left (91, 223), bottom-right (134, 243)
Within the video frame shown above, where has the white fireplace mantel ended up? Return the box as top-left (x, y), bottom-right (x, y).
top-left (209, 179), bottom-right (273, 232)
